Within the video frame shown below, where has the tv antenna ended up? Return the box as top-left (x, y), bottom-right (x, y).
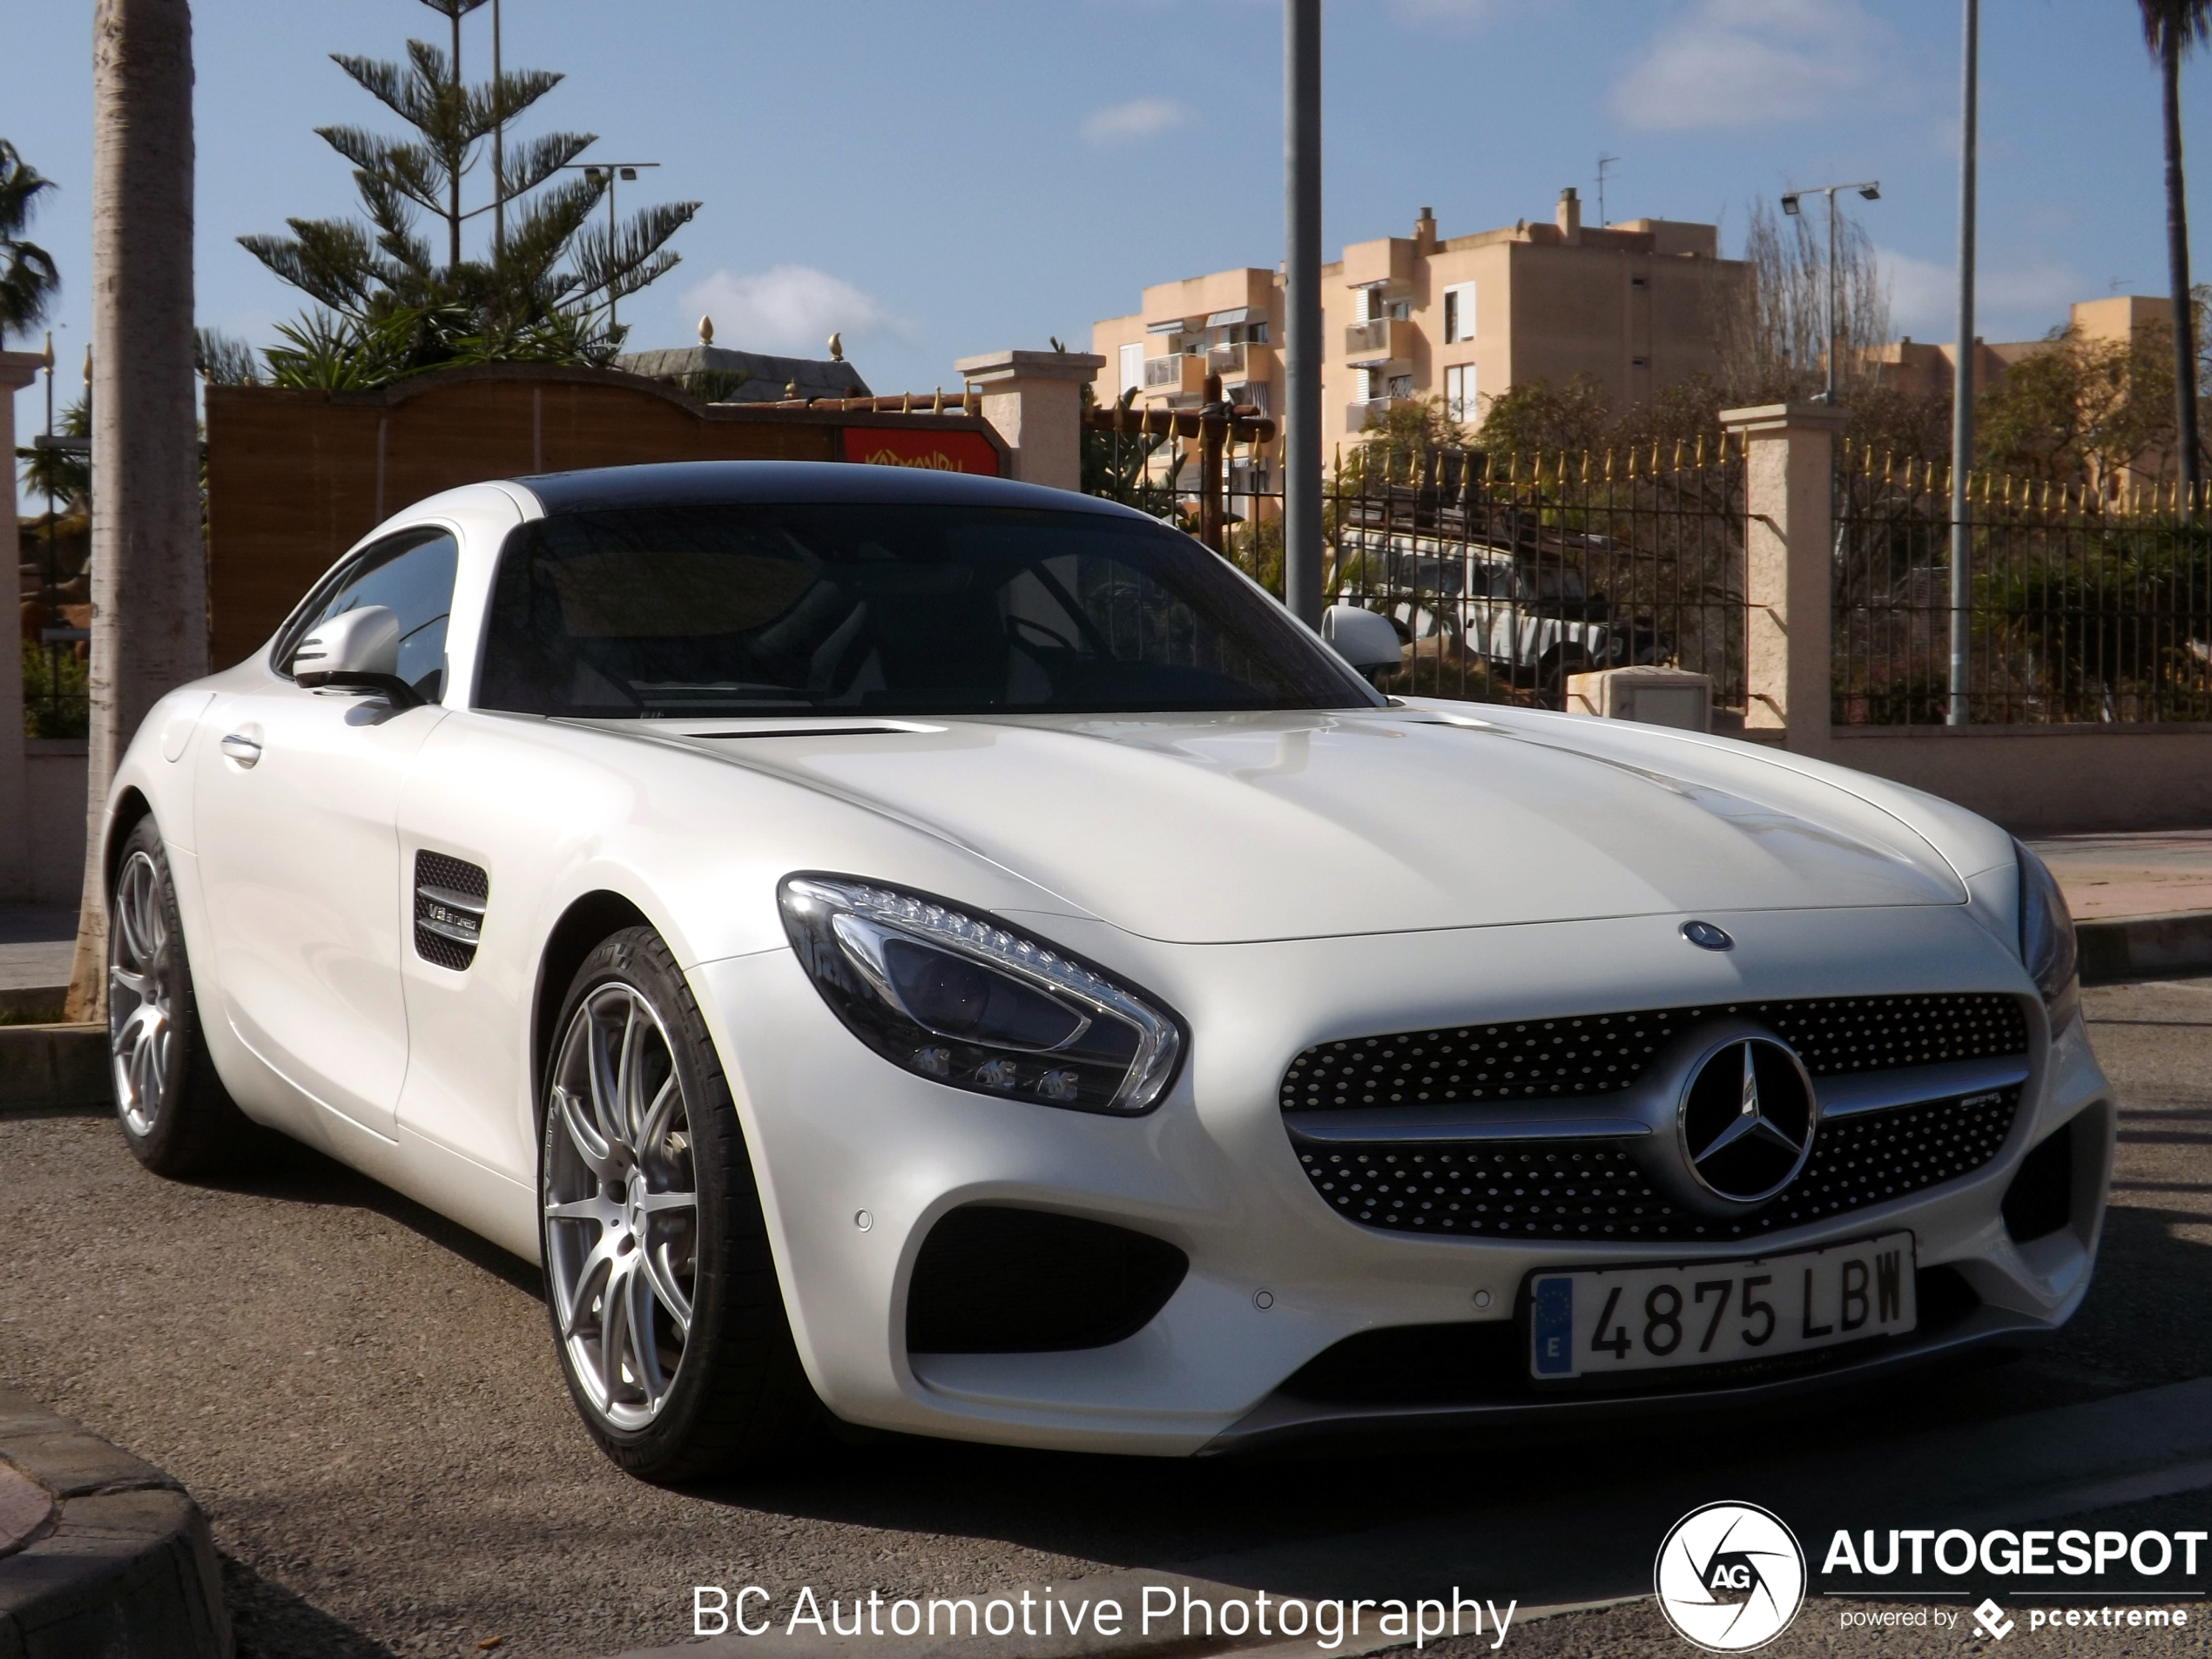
top-left (1596, 154), bottom-right (1621, 226)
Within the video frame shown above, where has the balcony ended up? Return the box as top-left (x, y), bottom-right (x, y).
top-left (1347, 396), bottom-right (1413, 429)
top-left (1205, 341), bottom-right (1275, 380)
top-left (1343, 318), bottom-right (1412, 364)
top-left (1143, 354), bottom-right (1204, 396)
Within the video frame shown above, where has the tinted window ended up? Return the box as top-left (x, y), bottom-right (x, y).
top-left (477, 503), bottom-right (1379, 718)
top-left (280, 529), bottom-right (458, 700)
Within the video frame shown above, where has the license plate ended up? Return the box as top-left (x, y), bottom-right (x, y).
top-left (1527, 1232), bottom-right (1916, 1379)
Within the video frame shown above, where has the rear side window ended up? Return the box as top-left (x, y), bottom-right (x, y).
top-left (276, 529), bottom-right (459, 701)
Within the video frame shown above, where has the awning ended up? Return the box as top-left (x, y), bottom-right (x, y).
top-left (1204, 306), bottom-right (1264, 327)
top-left (1144, 317), bottom-right (1188, 334)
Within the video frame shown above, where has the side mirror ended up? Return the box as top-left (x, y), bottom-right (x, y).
top-left (1320, 604), bottom-right (1401, 678)
top-left (293, 606), bottom-right (425, 708)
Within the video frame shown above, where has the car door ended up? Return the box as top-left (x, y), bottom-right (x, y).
top-left (193, 527), bottom-right (458, 1140)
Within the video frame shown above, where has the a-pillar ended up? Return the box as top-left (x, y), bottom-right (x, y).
top-left (1720, 401), bottom-right (1845, 757)
top-left (954, 349), bottom-right (1103, 494)
top-left (0, 351), bottom-right (42, 900)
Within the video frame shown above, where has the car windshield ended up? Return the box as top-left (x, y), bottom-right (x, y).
top-left (476, 502), bottom-right (1382, 718)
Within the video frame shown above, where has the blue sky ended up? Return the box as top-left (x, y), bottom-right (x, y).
top-left (5, 0), bottom-right (2206, 508)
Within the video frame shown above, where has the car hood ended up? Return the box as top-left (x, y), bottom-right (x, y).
top-left (644, 709), bottom-right (1967, 945)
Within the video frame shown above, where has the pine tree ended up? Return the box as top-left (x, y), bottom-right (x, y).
top-left (239, 0), bottom-right (698, 383)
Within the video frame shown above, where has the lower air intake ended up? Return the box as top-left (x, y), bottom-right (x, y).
top-left (906, 1206), bottom-right (1187, 1354)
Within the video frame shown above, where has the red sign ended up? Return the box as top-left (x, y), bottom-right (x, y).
top-left (840, 425), bottom-right (1001, 476)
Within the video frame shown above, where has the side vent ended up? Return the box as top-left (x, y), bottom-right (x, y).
top-left (414, 851), bottom-right (489, 970)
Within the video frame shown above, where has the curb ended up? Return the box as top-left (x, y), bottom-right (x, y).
top-left (0, 1025), bottom-right (106, 1113)
top-left (2075, 909), bottom-right (2212, 985)
top-left (0, 1387), bottom-right (231, 1658)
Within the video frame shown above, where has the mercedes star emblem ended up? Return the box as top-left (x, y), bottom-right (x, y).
top-left (1681, 920), bottom-right (1735, 951)
top-left (1678, 1035), bottom-right (1818, 1204)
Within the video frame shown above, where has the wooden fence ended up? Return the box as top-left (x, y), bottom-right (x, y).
top-left (204, 362), bottom-right (1005, 669)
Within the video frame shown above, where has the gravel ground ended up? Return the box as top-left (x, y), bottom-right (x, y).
top-left (1, 978), bottom-right (2206, 1657)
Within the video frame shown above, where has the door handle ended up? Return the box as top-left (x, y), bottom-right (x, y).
top-left (219, 732), bottom-right (263, 767)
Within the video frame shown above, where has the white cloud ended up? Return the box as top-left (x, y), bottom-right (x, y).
top-left (678, 266), bottom-right (913, 356)
top-left (1082, 98), bottom-right (1194, 147)
top-left (1612, 0), bottom-right (1894, 132)
top-left (1877, 246), bottom-right (2086, 340)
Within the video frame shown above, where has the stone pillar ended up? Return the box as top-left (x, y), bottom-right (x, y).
top-left (1720, 401), bottom-right (1846, 756)
top-left (953, 349), bottom-right (1103, 493)
top-left (0, 351), bottom-right (42, 901)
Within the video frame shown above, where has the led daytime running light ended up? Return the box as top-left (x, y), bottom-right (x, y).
top-left (780, 875), bottom-right (1184, 1115)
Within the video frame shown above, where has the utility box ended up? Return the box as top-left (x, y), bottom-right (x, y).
top-left (1566, 667), bottom-right (1714, 732)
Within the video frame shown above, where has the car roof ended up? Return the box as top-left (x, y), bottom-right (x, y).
top-left (509, 459), bottom-right (1150, 520)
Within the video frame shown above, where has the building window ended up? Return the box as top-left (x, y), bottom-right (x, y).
top-left (1445, 363), bottom-right (1477, 424)
top-left (1118, 342), bottom-right (1143, 397)
top-left (1386, 372), bottom-right (1413, 400)
top-left (1442, 282), bottom-right (1476, 343)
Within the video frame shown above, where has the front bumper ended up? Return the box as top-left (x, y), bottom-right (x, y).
top-left (689, 900), bottom-right (2112, 1456)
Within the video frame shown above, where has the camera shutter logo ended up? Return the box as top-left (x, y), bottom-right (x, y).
top-left (1655, 1501), bottom-right (1806, 1651)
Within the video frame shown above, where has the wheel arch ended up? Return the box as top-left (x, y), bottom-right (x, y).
top-left (104, 786), bottom-right (157, 893)
top-left (531, 889), bottom-right (654, 1117)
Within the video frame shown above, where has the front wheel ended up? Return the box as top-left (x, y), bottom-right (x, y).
top-left (108, 817), bottom-right (252, 1177)
top-left (540, 927), bottom-right (820, 1481)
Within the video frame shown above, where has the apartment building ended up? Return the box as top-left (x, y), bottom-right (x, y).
top-left (1090, 188), bottom-right (1751, 475)
top-left (1866, 294), bottom-right (2178, 400)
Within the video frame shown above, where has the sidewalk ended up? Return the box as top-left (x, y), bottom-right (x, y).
top-left (0, 906), bottom-right (76, 1022)
top-left (2033, 831), bottom-right (2212, 982)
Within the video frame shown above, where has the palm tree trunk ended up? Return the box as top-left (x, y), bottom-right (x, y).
top-left (64, 0), bottom-right (204, 1022)
top-left (2164, 31), bottom-right (2202, 495)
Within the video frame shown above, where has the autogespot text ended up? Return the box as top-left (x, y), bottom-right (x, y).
top-left (690, 1583), bottom-right (1519, 1649)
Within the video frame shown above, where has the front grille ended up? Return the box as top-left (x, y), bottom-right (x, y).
top-left (1292, 1086), bottom-right (2021, 1242)
top-left (1280, 994), bottom-right (2027, 1113)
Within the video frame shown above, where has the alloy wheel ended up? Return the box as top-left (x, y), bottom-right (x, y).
top-left (544, 983), bottom-right (699, 1431)
top-left (109, 850), bottom-right (177, 1138)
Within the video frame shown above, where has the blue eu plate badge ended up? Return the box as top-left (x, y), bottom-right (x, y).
top-left (1531, 1275), bottom-right (1574, 1376)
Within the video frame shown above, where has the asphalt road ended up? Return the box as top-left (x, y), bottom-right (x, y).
top-left (2, 977), bottom-right (2209, 1659)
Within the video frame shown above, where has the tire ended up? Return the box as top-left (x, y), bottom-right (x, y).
top-left (107, 816), bottom-right (253, 1177)
top-left (539, 927), bottom-right (820, 1481)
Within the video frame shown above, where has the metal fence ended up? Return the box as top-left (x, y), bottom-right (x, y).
top-left (1834, 447), bottom-right (2212, 725)
top-left (1087, 424), bottom-right (1750, 714)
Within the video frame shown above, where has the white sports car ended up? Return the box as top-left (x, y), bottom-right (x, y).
top-left (101, 462), bottom-right (2109, 1479)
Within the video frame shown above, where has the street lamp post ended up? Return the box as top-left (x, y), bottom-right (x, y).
top-left (560, 160), bottom-right (660, 334)
top-left (1780, 180), bottom-right (1881, 404)
top-left (1948, 0), bottom-right (1979, 727)
top-left (1283, 0), bottom-right (1322, 630)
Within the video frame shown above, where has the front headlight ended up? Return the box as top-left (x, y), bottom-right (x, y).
top-left (778, 874), bottom-right (1184, 1116)
top-left (2014, 839), bottom-right (2080, 1028)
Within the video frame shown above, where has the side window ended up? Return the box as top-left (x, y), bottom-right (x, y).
top-left (278, 529), bottom-right (460, 702)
